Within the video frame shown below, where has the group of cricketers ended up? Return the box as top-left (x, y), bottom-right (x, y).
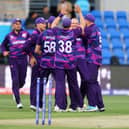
top-left (1, 5), bottom-right (105, 112)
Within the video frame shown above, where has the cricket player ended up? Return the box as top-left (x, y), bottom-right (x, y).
top-left (23, 17), bottom-right (47, 111)
top-left (34, 16), bottom-right (56, 109)
top-left (67, 18), bottom-right (86, 111)
top-left (75, 5), bottom-right (105, 112)
top-left (1, 18), bottom-right (30, 109)
top-left (51, 14), bottom-right (83, 111)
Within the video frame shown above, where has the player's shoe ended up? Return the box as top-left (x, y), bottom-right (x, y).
top-left (83, 104), bottom-right (87, 108)
top-left (30, 105), bottom-right (36, 111)
top-left (66, 108), bottom-right (77, 112)
top-left (76, 107), bottom-right (84, 112)
top-left (17, 103), bottom-right (23, 109)
top-left (99, 107), bottom-right (105, 112)
top-left (84, 105), bottom-right (98, 112)
top-left (54, 105), bottom-right (66, 112)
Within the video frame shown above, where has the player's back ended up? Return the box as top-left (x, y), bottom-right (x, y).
top-left (38, 28), bottom-right (56, 68)
top-left (54, 28), bottom-right (77, 69)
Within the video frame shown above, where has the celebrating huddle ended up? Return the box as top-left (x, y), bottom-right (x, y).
top-left (1, 6), bottom-right (105, 112)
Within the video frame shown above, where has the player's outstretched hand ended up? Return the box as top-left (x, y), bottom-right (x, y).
top-left (74, 5), bottom-right (81, 14)
top-left (3, 51), bottom-right (9, 56)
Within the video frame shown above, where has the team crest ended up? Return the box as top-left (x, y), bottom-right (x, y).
top-left (22, 33), bottom-right (27, 38)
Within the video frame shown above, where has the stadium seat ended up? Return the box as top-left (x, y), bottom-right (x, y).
top-left (111, 39), bottom-right (123, 49)
top-left (116, 11), bottom-right (127, 21)
top-left (124, 39), bottom-right (129, 50)
top-left (106, 28), bottom-right (117, 34)
top-left (113, 49), bottom-right (126, 64)
top-left (118, 20), bottom-right (129, 29)
top-left (104, 11), bottom-right (114, 21)
top-left (120, 28), bottom-right (129, 40)
top-left (102, 39), bottom-right (111, 49)
top-left (105, 20), bottom-right (117, 30)
top-left (82, 11), bottom-right (89, 16)
top-left (102, 48), bottom-right (112, 64)
top-left (122, 32), bottom-right (129, 40)
top-left (95, 19), bottom-right (104, 29)
top-left (91, 10), bottom-right (102, 19)
top-left (109, 31), bottom-right (121, 40)
top-left (126, 49), bottom-right (129, 63)
top-left (102, 48), bottom-right (112, 59)
top-left (101, 30), bottom-right (108, 40)
top-left (102, 58), bottom-right (111, 65)
top-left (119, 28), bottom-right (129, 33)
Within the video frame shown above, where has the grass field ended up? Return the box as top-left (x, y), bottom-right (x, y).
top-left (0, 95), bottom-right (129, 129)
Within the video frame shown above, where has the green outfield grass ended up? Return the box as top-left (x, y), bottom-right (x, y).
top-left (0, 95), bottom-right (129, 129)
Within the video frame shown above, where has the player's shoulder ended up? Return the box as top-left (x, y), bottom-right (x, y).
top-left (32, 29), bottom-right (39, 35)
top-left (44, 28), bottom-right (55, 35)
top-left (20, 29), bottom-right (30, 36)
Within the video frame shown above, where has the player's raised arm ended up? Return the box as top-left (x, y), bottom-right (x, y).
top-left (74, 5), bottom-right (86, 31)
top-left (51, 8), bottom-right (67, 28)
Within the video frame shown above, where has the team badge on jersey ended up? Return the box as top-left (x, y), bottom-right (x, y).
top-left (22, 33), bottom-right (27, 38)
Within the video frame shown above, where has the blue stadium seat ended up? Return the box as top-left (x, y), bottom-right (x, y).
top-left (102, 39), bottom-right (111, 49)
top-left (118, 20), bottom-right (129, 29)
top-left (104, 11), bottom-right (114, 20)
top-left (105, 20), bottom-right (117, 30)
top-left (124, 39), bottom-right (129, 50)
top-left (113, 49), bottom-right (126, 64)
top-left (102, 48), bottom-right (112, 59)
top-left (116, 11), bottom-right (127, 21)
top-left (126, 49), bottom-right (129, 64)
top-left (122, 33), bottom-right (129, 40)
top-left (117, 18), bottom-right (127, 23)
top-left (102, 58), bottom-right (111, 65)
top-left (111, 39), bottom-right (123, 49)
top-left (101, 30), bottom-right (108, 40)
top-left (109, 31), bottom-right (121, 40)
top-left (82, 11), bottom-right (89, 16)
top-left (102, 48), bottom-right (112, 64)
top-left (106, 28), bottom-right (117, 34)
top-left (95, 19), bottom-right (104, 29)
top-left (120, 29), bottom-right (129, 40)
top-left (119, 28), bottom-right (129, 33)
top-left (91, 10), bottom-right (102, 19)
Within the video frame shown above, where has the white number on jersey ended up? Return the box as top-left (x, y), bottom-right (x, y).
top-left (44, 41), bottom-right (56, 53)
top-left (58, 40), bottom-right (72, 53)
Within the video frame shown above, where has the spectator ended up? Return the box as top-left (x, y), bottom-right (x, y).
top-left (39, 6), bottom-right (52, 19)
top-left (57, 0), bottom-right (72, 18)
top-left (24, 12), bottom-right (38, 29)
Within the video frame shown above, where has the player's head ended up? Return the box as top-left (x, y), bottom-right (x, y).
top-left (35, 17), bottom-right (46, 31)
top-left (12, 18), bottom-right (22, 31)
top-left (71, 18), bottom-right (79, 29)
top-left (84, 13), bottom-right (95, 26)
top-left (62, 17), bottom-right (71, 29)
top-left (47, 16), bottom-right (56, 28)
